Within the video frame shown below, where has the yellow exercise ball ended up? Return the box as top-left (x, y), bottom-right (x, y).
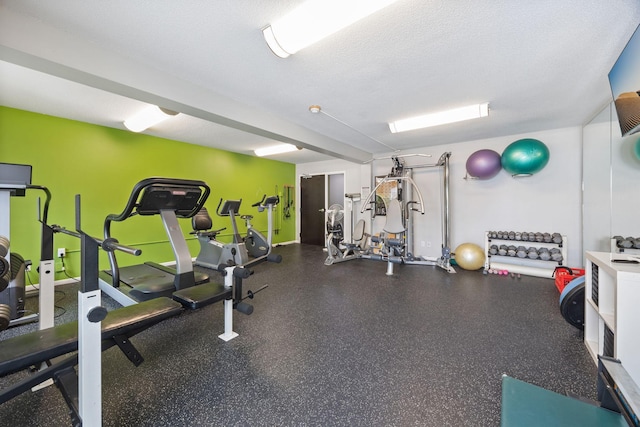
top-left (454, 243), bottom-right (485, 270)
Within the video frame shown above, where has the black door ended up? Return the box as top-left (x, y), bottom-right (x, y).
top-left (300, 175), bottom-right (325, 245)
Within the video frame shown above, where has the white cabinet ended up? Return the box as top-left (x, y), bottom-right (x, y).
top-left (584, 251), bottom-right (640, 385)
top-left (483, 231), bottom-right (567, 278)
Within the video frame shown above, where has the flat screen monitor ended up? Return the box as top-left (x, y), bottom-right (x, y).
top-left (609, 23), bottom-right (640, 137)
top-left (0, 162), bottom-right (32, 188)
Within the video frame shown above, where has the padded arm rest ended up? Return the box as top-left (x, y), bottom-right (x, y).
top-left (0, 297), bottom-right (183, 377)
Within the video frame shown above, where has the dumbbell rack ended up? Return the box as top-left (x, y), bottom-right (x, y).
top-left (610, 237), bottom-right (640, 256)
top-left (484, 231), bottom-right (567, 278)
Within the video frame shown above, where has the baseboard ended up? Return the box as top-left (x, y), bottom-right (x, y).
top-left (25, 277), bottom-right (80, 297)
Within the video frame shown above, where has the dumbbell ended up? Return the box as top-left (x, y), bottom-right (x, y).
top-left (498, 245), bottom-right (508, 256)
top-left (489, 245), bottom-right (498, 255)
top-left (550, 248), bottom-right (563, 262)
top-left (0, 236), bottom-right (9, 293)
top-left (0, 304), bottom-right (10, 332)
top-left (527, 247), bottom-right (539, 259)
top-left (543, 233), bottom-right (552, 243)
top-left (552, 233), bottom-right (562, 244)
top-left (634, 238), bottom-right (640, 249)
top-left (508, 231), bottom-right (516, 240)
top-left (0, 257), bottom-right (9, 293)
top-left (514, 232), bottom-right (522, 241)
top-left (538, 247), bottom-right (551, 261)
top-left (497, 231), bottom-right (504, 239)
top-left (507, 245), bottom-right (517, 257)
top-left (516, 246), bottom-right (527, 258)
top-left (534, 232), bottom-right (544, 243)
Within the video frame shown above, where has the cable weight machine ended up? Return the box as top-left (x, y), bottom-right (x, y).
top-left (360, 152), bottom-right (455, 275)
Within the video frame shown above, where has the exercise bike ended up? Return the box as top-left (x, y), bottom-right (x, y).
top-left (193, 199), bottom-right (250, 270)
top-left (193, 195), bottom-right (281, 270)
top-left (242, 195), bottom-right (279, 259)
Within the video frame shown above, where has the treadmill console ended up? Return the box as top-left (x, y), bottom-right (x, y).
top-left (137, 185), bottom-right (203, 217)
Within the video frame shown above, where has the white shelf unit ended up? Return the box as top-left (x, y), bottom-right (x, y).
top-left (584, 251), bottom-right (640, 386)
top-left (483, 231), bottom-right (567, 278)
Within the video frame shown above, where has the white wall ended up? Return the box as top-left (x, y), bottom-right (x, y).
top-left (583, 102), bottom-right (640, 256)
top-left (298, 126), bottom-right (584, 267)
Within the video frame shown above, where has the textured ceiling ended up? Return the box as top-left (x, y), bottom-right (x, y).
top-left (1, 1), bottom-right (639, 164)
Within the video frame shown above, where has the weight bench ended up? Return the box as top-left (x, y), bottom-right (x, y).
top-left (0, 297), bottom-right (183, 408)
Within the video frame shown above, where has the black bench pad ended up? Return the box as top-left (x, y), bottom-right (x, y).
top-left (0, 297), bottom-right (183, 377)
top-left (173, 282), bottom-right (231, 310)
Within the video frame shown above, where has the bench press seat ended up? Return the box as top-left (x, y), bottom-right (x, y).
top-left (172, 282), bottom-right (232, 310)
top-left (0, 296), bottom-right (183, 377)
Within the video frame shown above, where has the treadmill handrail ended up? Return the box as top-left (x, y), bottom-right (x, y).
top-left (103, 177), bottom-right (210, 288)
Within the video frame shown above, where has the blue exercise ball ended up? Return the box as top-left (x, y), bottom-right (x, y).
top-left (501, 138), bottom-right (550, 175)
top-left (634, 137), bottom-right (640, 161)
top-left (466, 149), bottom-right (502, 179)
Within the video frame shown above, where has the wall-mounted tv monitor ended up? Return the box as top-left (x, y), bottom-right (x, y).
top-left (609, 23), bottom-right (640, 137)
top-left (0, 162), bottom-right (32, 188)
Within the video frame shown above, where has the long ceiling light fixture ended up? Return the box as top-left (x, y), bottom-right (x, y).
top-left (255, 143), bottom-right (301, 157)
top-left (389, 103), bottom-right (490, 133)
top-left (123, 105), bottom-right (179, 132)
top-left (263, 0), bottom-right (399, 58)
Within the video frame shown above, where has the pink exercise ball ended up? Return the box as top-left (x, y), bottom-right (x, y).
top-left (465, 149), bottom-right (502, 180)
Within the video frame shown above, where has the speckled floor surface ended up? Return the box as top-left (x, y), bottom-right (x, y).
top-left (0, 243), bottom-right (595, 426)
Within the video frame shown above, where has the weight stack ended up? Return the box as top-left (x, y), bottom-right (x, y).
top-left (0, 252), bottom-right (27, 320)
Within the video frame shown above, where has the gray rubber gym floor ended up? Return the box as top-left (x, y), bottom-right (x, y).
top-left (0, 243), bottom-right (595, 426)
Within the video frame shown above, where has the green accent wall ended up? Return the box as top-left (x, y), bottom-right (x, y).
top-left (0, 106), bottom-right (296, 282)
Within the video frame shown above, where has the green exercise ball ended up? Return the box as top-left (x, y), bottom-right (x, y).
top-left (634, 137), bottom-right (640, 161)
top-left (454, 243), bottom-right (485, 271)
top-left (501, 138), bottom-right (550, 175)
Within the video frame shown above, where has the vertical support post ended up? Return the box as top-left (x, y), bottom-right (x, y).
top-left (442, 152), bottom-right (451, 254)
top-left (77, 195), bottom-right (103, 426)
top-left (160, 210), bottom-right (195, 290)
top-left (0, 190), bottom-right (10, 266)
top-left (38, 260), bottom-right (55, 329)
top-left (386, 260), bottom-right (394, 276)
top-left (218, 266), bottom-right (238, 341)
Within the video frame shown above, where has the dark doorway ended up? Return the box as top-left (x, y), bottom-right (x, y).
top-left (300, 175), bottom-right (325, 245)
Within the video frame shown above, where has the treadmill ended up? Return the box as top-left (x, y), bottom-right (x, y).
top-left (99, 177), bottom-right (211, 306)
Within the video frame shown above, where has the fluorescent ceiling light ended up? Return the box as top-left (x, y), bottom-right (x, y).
top-left (263, 0), bottom-right (398, 58)
top-left (254, 143), bottom-right (300, 157)
top-left (123, 105), bottom-right (179, 132)
top-left (389, 103), bottom-right (490, 133)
